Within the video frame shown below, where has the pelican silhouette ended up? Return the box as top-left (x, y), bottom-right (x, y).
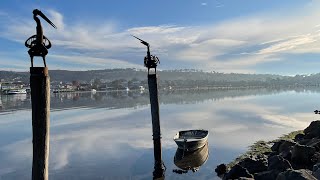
top-left (25, 9), bottom-right (57, 67)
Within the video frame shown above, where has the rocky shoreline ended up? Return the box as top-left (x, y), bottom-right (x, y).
top-left (215, 121), bottom-right (320, 180)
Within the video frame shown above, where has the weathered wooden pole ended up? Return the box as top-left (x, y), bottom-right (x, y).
top-left (148, 72), bottom-right (165, 179)
top-left (30, 67), bottom-right (50, 180)
top-left (132, 35), bottom-right (165, 179)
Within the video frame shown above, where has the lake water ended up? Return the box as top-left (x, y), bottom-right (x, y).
top-left (0, 88), bottom-right (319, 179)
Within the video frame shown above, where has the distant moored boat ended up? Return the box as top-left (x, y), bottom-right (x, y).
top-left (5, 89), bottom-right (27, 95)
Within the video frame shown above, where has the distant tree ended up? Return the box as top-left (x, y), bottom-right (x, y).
top-left (92, 78), bottom-right (102, 89)
top-left (72, 80), bottom-right (80, 86)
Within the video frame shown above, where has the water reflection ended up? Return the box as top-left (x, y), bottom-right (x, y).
top-left (0, 88), bottom-right (319, 179)
top-left (1, 87), bottom-right (318, 112)
top-left (173, 142), bottom-right (209, 174)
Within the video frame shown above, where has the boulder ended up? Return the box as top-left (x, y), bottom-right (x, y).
top-left (279, 149), bottom-right (292, 161)
top-left (223, 164), bottom-right (253, 180)
top-left (268, 155), bottom-right (292, 172)
top-left (298, 139), bottom-right (312, 146)
top-left (291, 144), bottom-right (316, 168)
top-left (272, 140), bottom-right (284, 152)
top-left (304, 121), bottom-right (320, 139)
top-left (254, 170), bottom-right (280, 180)
top-left (238, 155), bottom-right (268, 174)
top-left (215, 164), bottom-right (227, 177)
top-left (271, 140), bottom-right (296, 153)
top-left (312, 163), bottom-right (320, 179)
top-left (278, 140), bottom-right (296, 153)
top-left (311, 152), bottom-right (320, 164)
top-left (294, 133), bottom-right (305, 142)
top-left (276, 169), bottom-right (317, 180)
top-left (306, 138), bottom-right (320, 151)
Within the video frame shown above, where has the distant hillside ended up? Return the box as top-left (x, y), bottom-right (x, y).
top-left (1, 68), bottom-right (320, 88)
top-left (0, 68), bottom-right (284, 83)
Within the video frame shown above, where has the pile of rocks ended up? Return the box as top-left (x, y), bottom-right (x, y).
top-left (215, 120), bottom-right (320, 180)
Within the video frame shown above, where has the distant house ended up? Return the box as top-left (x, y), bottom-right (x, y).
top-left (78, 83), bottom-right (92, 91)
top-left (128, 80), bottom-right (142, 90)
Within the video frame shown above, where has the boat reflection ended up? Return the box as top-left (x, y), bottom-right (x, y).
top-left (173, 142), bottom-right (209, 174)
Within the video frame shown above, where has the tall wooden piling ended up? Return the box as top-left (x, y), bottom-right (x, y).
top-left (132, 35), bottom-right (165, 179)
top-left (30, 67), bottom-right (50, 180)
top-left (148, 73), bottom-right (165, 179)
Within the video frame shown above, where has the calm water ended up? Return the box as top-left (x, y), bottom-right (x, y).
top-left (0, 88), bottom-right (319, 179)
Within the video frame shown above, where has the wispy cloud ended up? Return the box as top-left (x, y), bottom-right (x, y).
top-left (215, 4), bottom-right (224, 8)
top-left (1, 2), bottom-right (320, 73)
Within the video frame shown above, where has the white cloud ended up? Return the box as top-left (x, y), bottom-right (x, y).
top-left (1, 2), bottom-right (320, 72)
top-left (50, 54), bottom-right (142, 69)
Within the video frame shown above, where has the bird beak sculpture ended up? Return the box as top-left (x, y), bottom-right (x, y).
top-left (35, 9), bottom-right (57, 29)
top-left (132, 35), bottom-right (149, 47)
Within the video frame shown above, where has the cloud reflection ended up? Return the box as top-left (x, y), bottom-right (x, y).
top-left (0, 90), bottom-right (317, 179)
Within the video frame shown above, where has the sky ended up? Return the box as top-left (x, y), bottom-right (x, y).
top-left (0, 0), bottom-right (320, 75)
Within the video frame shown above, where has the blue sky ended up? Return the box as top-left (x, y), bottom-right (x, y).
top-left (0, 0), bottom-right (319, 75)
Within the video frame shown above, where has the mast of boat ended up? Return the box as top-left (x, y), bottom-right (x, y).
top-left (132, 35), bottom-right (165, 179)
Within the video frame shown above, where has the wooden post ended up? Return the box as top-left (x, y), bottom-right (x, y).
top-left (148, 73), bottom-right (165, 179)
top-left (30, 67), bottom-right (50, 180)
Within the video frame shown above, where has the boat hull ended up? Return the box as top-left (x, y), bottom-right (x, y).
top-left (173, 130), bottom-right (209, 151)
top-left (4, 89), bottom-right (27, 95)
top-left (175, 138), bottom-right (207, 151)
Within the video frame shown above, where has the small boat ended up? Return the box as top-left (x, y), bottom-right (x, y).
top-left (173, 130), bottom-right (209, 151)
top-left (5, 89), bottom-right (27, 95)
top-left (53, 88), bottom-right (75, 93)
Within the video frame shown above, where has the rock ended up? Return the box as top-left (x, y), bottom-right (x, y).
top-left (254, 170), bottom-right (280, 180)
top-left (279, 150), bottom-right (292, 161)
top-left (271, 140), bottom-right (296, 153)
top-left (306, 138), bottom-right (320, 151)
top-left (311, 152), bottom-right (320, 164)
top-left (272, 140), bottom-right (284, 152)
top-left (238, 155), bottom-right (268, 174)
top-left (298, 139), bottom-right (312, 145)
top-left (224, 164), bottom-right (253, 180)
top-left (278, 140), bottom-right (296, 153)
top-left (312, 163), bottom-right (320, 179)
top-left (304, 121), bottom-right (320, 139)
top-left (295, 133), bottom-right (305, 142)
top-left (268, 155), bottom-right (292, 172)
top-left (276, 169), bottom-right (317, 180)
top-left (215, 164), bottom-right (227, 177)
top-left (291, 144), bottom-right (316, 168)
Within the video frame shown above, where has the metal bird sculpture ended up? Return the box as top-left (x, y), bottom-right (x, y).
top-left (25, 9), bottom-right (57, 67)
top-left (132, 35), bottom-right (160, 73)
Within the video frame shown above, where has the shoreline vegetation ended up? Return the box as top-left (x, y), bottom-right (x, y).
top-left (215, 121), bottom-right (320, 179)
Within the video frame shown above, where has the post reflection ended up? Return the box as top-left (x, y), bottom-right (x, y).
top-left (173, 142), bottom-right (209, 174)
